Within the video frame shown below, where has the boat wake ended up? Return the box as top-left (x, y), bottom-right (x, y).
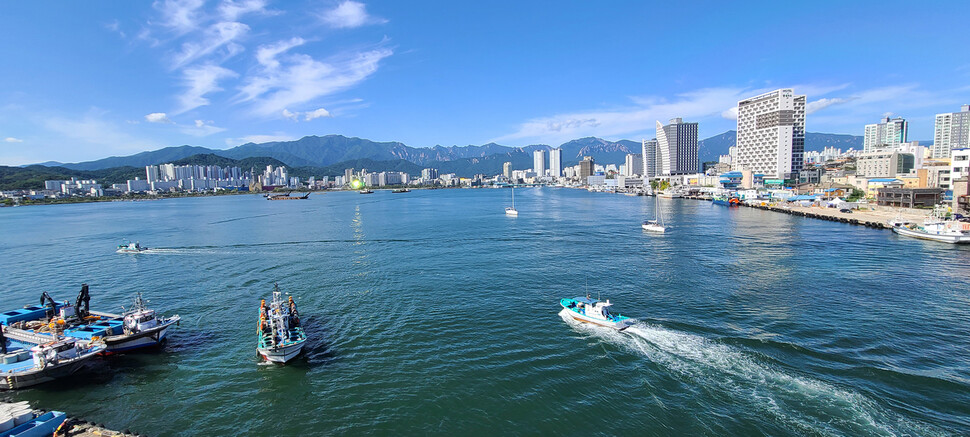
top-left (558, 310), bottom-right (943, 436)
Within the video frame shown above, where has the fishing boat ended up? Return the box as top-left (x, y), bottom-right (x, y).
top-left (505, 186), bottom-right (518, 216)
top-left (1, 286), bottom-right (180, 355)
top-left (392, 188), bottom-right (410, 193)
top-left (267, 191), bottom-right (310, 200)
top-left (359, 189), bottom-right (374, 194)
top-left (256, 284), bottom-right (307, 364)
top-left (1, 326), bottom-right (105, 390)
top-left (64, 291), bottom-right (180, 354)
top-left (559, 295), bottom-right (635, 331)
top-left (892, 206), bottom-right (970, 244)
top-left (642, 194), bottom-right (666, 233)
top-left (712, 195), bottom-right (740, 206)
top-left (116, 240), bottom-right (148, 253)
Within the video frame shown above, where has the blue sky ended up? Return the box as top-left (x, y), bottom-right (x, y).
top-left (2, 0), bottom-right (969, 165)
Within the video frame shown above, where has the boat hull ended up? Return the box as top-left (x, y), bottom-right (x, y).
top-left (642, 223), bottom-right (665, 233)
top-left (505, 209), bottom-right (518, 216)
top-left (257, 340), bottom-right (306, 364)
top-left (892, 225), bottom-right (970, 244)
top-left (102, 320), bottom-right (177, 354)
top-left (1, 347), bottom-right (104, 390)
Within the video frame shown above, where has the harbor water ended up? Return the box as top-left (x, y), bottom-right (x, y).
top-left (1, 188), bottom-right (968, 436)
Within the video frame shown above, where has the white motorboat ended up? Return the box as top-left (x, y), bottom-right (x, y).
top-left (116, 240), bottom-right (148, 253)
top-left (74, 293), bottom-right (181, 354)
top-left (505, 186), bottom-right (518, 216)
top-left (256, 284), bottom-right (307, 364)
top-left (559, 296), bottom-right (635, 331)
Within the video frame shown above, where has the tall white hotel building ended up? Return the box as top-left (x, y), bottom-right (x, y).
top-left (548, 148), bottom-right (562, 177)
top-left (533, 149), bottom-right (547, 177)
top-left (734, 88), bottom-right (806, 179)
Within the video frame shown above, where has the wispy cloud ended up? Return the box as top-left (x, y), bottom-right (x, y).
top-left (806, 97), bottom-right (850, 114)
top-left (320, 1), bottom-right (386, 29)
top-left (145, 112), bottom-right (173, 123)
top-left (170, 21), bottom-right (249, 69)
top-left (153, 0), bottom-right (206, 34)
top-left (238, 43), bottom-right (391, 116)
top-left (218, 0), bottom-right (273, 21)
top-left (4, 137), bottom-right (24, 143)
top-left (40, 112), bottom-right (160, 155)
top-left (176, 64), bottom-right (238, 114)
top-left (179, 119), bottom-right (226, 136)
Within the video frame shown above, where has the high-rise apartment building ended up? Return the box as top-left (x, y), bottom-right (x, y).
top-left (548, 148), bottom-right (562, 178)
top-left (655, 118), bottom-right (698, 176)
top-left (933, 105), bottom-right (970, 158)
top-left (864, 116), bottom-right (908, 152)
top-left (641, 139), bottom-right (658, 178)
top-left (624, 153), bottom-right (643, 176)
top-left (503, 162), bottom-right (512, 179)
top-left (533, 149), bottom-right (547, 177)
top-left (579, 156), bottom-right (594, 182)
top-left (735, 88), bottom-right (806, 179)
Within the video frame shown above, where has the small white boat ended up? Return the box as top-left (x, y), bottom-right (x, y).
top-left (505, 186), bottom-right (518, 216)
top-left (560, 296), bottom-right (635, 331)
top-left (116, 240), bottom-right (148, 253)
top-left (642, 192), bottom-right (667, 233)
top-left (256, 284), bottom-right (307, 364)
top-left (96, 293), bottom-right (180, 354)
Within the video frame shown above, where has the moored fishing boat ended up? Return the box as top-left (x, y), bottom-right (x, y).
top-left (1, 328), bottom-right (105, 390)
top-left (0, 286), bottom-right (180, 355)
top-left (891, 205), bottom-right (970, 244)
top-left (559, 296), bottom-right (635, 331)
top-left (267, 191), bottom-right (310, 200)
top-left (712, 195), bottom-right (740, 206)
top-left (116, 240), bottom-right (148, 253)
top-left (256, 284), bottom-right (307, 364)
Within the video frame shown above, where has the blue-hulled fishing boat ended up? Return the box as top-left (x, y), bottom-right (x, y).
top-left (1, 328), bottom-right (105, 390)
top-left (560, 296), bottom-right (635, 331)
top-left (256, 284), bottom-right (307, 364)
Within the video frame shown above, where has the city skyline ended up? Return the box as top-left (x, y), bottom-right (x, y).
top-left (2, 1), bottom-right (970, 166)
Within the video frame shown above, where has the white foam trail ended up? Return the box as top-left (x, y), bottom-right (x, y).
top-left (558, 310), bottom-right (939, 436)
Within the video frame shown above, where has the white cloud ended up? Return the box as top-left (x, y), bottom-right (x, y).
top-left (41, 113), bottom-right (159, 155)
top-left (239, 47), bottom-right (392, 116)
top-left (170, 21), bottom-right (249, 69)
top-left (153, 0), bottom-right (206, 34)
top-left (305, 108), bottom-right (331, 120)
top-left (225, 133), bottom-right (296, 145)
top-left (806, 98), bottom-right (850, 114)
top-left (145, 112), bottom-right (173, 123)
top-left (255, 37), bottom-right (305, 70)
top-left (721, 106), bottom-right (738, 120)
top-left (176, 64), bottom-right (238, 114)
top-left (282, 108), bottom-right (299, 120)
top-left (320, 1), bottom-right (386, 29)
top-left (4, 137), bottom-right (24, 143)
top-left (218, 0), bottom-right (271, 21)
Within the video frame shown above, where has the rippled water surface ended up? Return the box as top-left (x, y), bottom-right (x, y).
top-left (1, 189), bottom-right (968, 436)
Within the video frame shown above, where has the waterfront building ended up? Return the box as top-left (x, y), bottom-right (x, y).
top-left (579, 156), bottom-right (594, 183)
top-left (641, 139), bottom-right (659, 178)
top-left (503, 162), bottom-right (512, 178)
top-left (863, 116), bottom-right (908, 152)
top-left (533, 149), bottom-right (547, 177)
top-left (655, 118), bottom-right (698, 176)
top-left (951, 148), bottom-right (970, 183)
top-left (145, 165), bottom-right (160, 183)
top-left (876, 187), bottom-right (944, 208)
top-left (422, 168), bottom-right (439, 181)
top-left (549, 148), bottom-right (562, 178)
top-left (624, 153), bottom-right (643, 176)
top-left (856, 151), bottom-right (915, 178)
top-left (735, 88), bottom-right (806, 180)
top-left (933, 104), bottom-right (970, 158)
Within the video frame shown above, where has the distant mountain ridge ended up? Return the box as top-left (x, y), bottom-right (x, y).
top-left (698, 131), bottom-right (864, 163)
top-left (33, 131), bottom-right (866, 177)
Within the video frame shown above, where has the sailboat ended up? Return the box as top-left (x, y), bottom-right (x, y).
top-left (505, 185), bottom-right (518, 216)
top-left (642, 194), bottom-right (666, 233)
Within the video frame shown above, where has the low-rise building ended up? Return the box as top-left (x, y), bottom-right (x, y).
top-left (876, 187), bottom-right (944, 208)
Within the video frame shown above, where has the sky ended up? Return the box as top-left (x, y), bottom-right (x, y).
top-left (2, 0), bottom-right (970, 166)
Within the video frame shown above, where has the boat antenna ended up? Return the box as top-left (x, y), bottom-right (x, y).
top-left (585, 275), bottom-right (590, 299)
